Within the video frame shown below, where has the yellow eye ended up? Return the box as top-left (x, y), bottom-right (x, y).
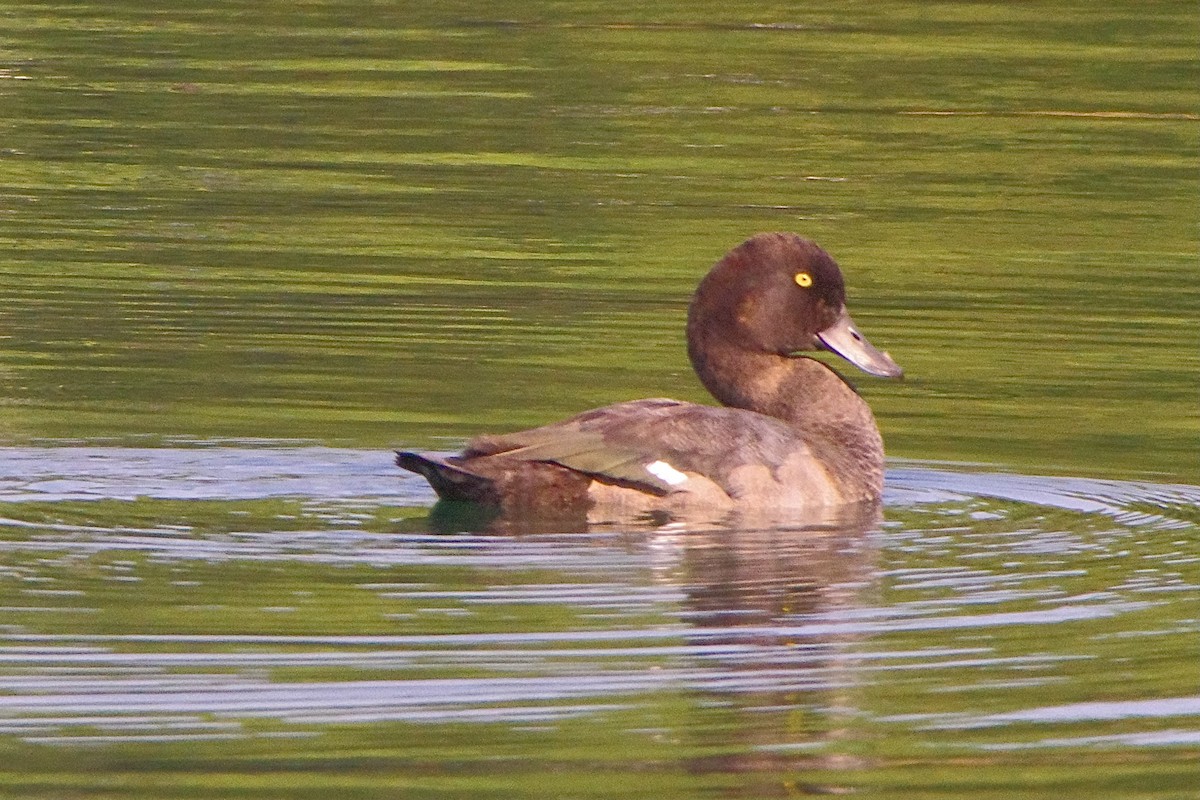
top-left (794, 272), bottom-right (813, 288)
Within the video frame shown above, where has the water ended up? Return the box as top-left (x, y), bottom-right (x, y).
top-left (1, 447), bottom-right (1197, 796)
top-left (1, 1), bottom-right (1198, 797)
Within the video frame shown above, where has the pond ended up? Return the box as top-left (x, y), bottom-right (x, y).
top-left (1, 2), bottom-right (1197, 798)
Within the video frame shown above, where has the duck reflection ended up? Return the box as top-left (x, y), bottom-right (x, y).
top-left (653, 501), bottom-right (881, 795)
top-left (403, 498), bottom-right (881, 795)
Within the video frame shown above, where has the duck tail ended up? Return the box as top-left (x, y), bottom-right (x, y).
top-left (395, 451), bottom-right (498, 504)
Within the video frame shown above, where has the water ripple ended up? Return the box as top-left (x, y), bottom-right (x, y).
top-left (3, 447), bottom-right (1198, 529)
top-left (0, 445), bottom-right (1195, 758)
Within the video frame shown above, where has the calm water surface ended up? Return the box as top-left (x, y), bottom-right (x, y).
top-left (1, 1), bottom-right (1197, 797)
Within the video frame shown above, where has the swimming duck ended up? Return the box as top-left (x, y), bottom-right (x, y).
top-left (397, 232), bottom-right (902, 516)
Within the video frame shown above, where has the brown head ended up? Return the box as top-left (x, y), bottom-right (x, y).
top-left (686, 232), bottom-right (902, 410)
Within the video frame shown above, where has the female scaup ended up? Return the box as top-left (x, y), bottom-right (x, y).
top-left (397, 232), bottom-right (902, 516)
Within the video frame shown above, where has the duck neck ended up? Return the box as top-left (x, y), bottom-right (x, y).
top-left (689, 337), bottom-right (886, 496)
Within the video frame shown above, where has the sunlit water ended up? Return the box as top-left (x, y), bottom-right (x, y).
top-left (1, 0), bottom-right (1197, 796)
top-left (1, 446), bottom-right (1196, 796)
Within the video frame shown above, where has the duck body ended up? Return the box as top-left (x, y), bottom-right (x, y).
top-left (398, 232), bottom-right (902, 516)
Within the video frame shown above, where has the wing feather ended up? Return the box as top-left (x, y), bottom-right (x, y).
top-left (462, 398), bottom-right (808, 496)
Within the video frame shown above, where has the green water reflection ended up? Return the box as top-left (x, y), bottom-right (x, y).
top-left (0, 478), bottom-right (1197, 799)
top-left (1, 1), bottom-right (1196, 481)
top-left (0, 2), bottom-right (1199, 798)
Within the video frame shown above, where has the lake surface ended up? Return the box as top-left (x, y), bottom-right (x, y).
top-left (1, 1), bottom-right (1197, 797)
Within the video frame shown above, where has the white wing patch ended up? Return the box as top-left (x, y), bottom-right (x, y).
top-left (645, 460), bottom-right (689, 486)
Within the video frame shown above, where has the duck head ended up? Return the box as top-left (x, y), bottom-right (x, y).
top-left (687, 233), bottom-right (902, 408)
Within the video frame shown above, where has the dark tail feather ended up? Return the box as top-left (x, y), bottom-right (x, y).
top-left (396, 451), bottom-right (498, 504)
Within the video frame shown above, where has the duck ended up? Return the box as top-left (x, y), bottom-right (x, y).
top-left (397, 232), bottom-right (902, 517)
